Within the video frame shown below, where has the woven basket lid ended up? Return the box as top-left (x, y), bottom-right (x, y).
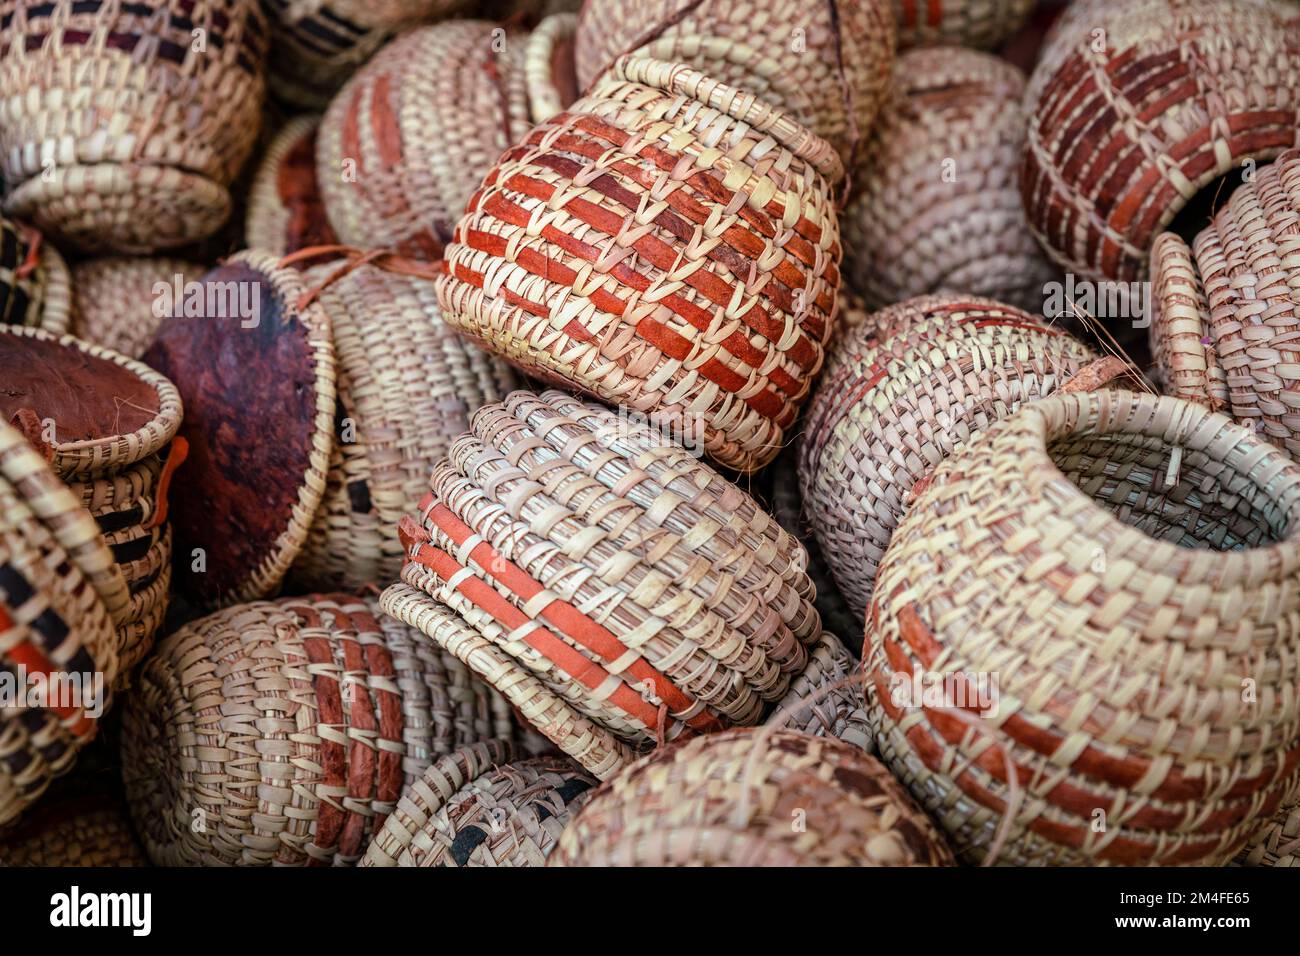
top-left (360, 738), bottom-right (597, 867)
top-left (121, 592), bottom-right (539, 865)
top-left (549, 728), bottom-right (956, 866)
top-left (69, 257), bottom-right (206, 360)
top-left (893, 0), bottom-right (1036, 49)
top-left (866, 389), bottom-right (1300, 865)
top-left (142, 250), bottom-right (336, 608)
top-left (843, 47), bottom-right (1057, 313)
top-left (246, 116), bottom-right (340, 257)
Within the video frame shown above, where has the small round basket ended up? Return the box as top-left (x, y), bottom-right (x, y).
top-left (1022, 0), bottom-right (1300, 281)
top-left (0, 0), bottom-right (270, 253)
top-left (245, 116), bottom-right (339, 256)
top-left (573, 0), bottom-right (895, 167)
top-left (892, 0), bottom-right (1036, 50)
top-left (68, 257), bottom-right (206, 359)
top-left (1149, 149), bottom-right (1300, 460)
top-left (317, 15), bottom-right (578, 258)
top-left (866, 389), bottom-right (1300, 865)
top-left (0, 792), bottom-right (146, 867)
top-left (383, 389), bottom-right (822, 779)
top-left (120, 593), bottom-right (540, 866)
top-left (844, 48), bottom-right (1056, 313)
top-left (0, 216), bottom-right (71, 333)
top-left (799, 295), bottom-right (1098, 618)
top-left (360, 739), bottom-right (596, 867)
top-left (549, 728), bottom-right (955, 866)
top-left (436, 55), bottom-right (843, 472)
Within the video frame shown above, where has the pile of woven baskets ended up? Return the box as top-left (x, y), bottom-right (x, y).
top-left (4, 0), bottom-right (1300, 874)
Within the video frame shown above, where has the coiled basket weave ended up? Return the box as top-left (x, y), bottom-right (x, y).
top-left (891, 0), bottom-right (1035, 50)
top-left (766, 631), bottom-right (871, 753)
top-left (0, 791), bottom-right (145, 866)
top-left (865, 389), bottom-right (1300, 865)
top-left (1149, 149), bottom-right (1300, 460)
top-left (0, 216), bottom-right (71, 332)
top-left (360, 739), bottom-right (595, 867)
top-left (573, 0), bottom-right (895, 167)
top-left (120, 593), bottom-right (541, 866)
top-left (68, 257), bottom-right (205, 359)
top-left (798, 295), bottom-right (1098, 618)
top-left (246, 116), bottom-right (339, 257)
top-left (317, 15), bottom-right (579, 258)
top-left (0, 421), bottom-right (122, 826)
top-left (843, 48), bottom-right (1056, 313)
top-left (0, 325), bottom-right (184, 671)
top-left (1022, 0), bottom-right (1300, 282)
top-left (549, 728), bottom-right (955, 866)
top-left (436, 55), bottom-right (844, 472)
top-left (0, 0), bottom-right (270, 253)
top-left (381, 389), bottom-right (822, 780)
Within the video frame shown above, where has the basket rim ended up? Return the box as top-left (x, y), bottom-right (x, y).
top-left (525, 12), bottom-right (580, 126)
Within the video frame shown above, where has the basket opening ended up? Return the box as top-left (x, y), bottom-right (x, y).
top-left (1166, 170), bottom-right (1245, 247)
top-left (1046, 431), bottom-right (1290, 551)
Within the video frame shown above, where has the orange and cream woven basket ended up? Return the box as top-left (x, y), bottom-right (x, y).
top-left (68, 257), bottom-right (205, 359)
top-left (317, 15), bottom-right (578, 258)
top-left (573, 0), bottom-right (895, 167)
top-left (892, 0), bottom-right (1035, 49)
top-left (1022, 0), bottom-right (1300, 282)
top-left (844, 48), bottom-right (1056, 313)
top-left (549, 728), bottom-right (955, 866)
top-left (0, 0), bottom-right (270, 253)
top-left (381, 389), bottom-right (823, 780)
top-left (360, 739), bottom-right (596, 867)
top-left (246, 116), bottom-right (339, 256)
top-left (0, 216), bottom-right (71, 333)
top-left (865, 389), bottom-right (1300, 865)
top-left (436, 55), bottom-right (844, 472)
top-left (1149, 149), bottom-right (1300, 461)
top-left (121, 593), bottom-right (542, 866)
top-left (798, 296), bottom-right (1098, 618)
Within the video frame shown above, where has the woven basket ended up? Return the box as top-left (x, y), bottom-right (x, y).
top-left (68, 257), bottom-right (205, 359)
top-left (573, 0), bottom-right (894, 167)
top-left (865, 389), bottom-right (1300, 865)
top-left (143, 250), bottom-right (336, 608)
top-left (892, 0), bottom-right (1035, 49)
top-left (0, 422), bottom-right (121, 827)
top-left (799, 296), bottom-right (1098, 619)
top-left (0, 792), bottom-right (146, 866)
top-left (0, 216), bottom-right (71, 333)
top-left (120, 592), bottom-right (540, 865)
top-left (359, 739), bottom-right (595, 866)
top-left (286, 259), bottom-right (517, 591)
top-left (1233, 799), bottom-right (1300, 867)
top-left (246, 116), bottom-right (339, 256)
top-left (765, 631), bottom-right (871, 752)
top-left (1022, 0), bottom-right (1300, 282)
top-left (437, 56), bottom-right (843, 473)
top-left (383, 388), bottom-right (822, 779)
top-left (550, 728), bottom-right (954, 866)
top-left (843, 48), bottom-right (1056, 314)
top-left (262, 0), bottom-right (470, 109)
top-left (0, 0), bottom-right (270, 253)
top-left (1149, 149), bottom-right (1300, 460)
top-left (317, 15), bottom-right (579, 258)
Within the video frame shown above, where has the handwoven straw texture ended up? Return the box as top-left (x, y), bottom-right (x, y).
top-left (436, 55), bottom-right (843, 472)
top-left (1149, 149), bottom-right (1300, 459)
top-left (865, 389), bottom-right (1300, 865)
top-left (573, 0), bottom-right (895, 167)
top-left (523, 12), bottom-right (580, 124)
top-left (799, 295), bottom-right (1096, 618)
top-left (843, 48), bottom-right (1056, 313)
top-left (69, 257), bottom-right (205, 359)
top-left (316, 19), bottom-right (534, 259)
top-left (288, 261), bottom-right (517, 591)
top-left (245, 116), bottom-right (338, 256)
top-left (0, 0), bottom-right (270, 252)
top-left (1233, 797), bottom-right (1300, 867)
top-left (120, 593), bottom-right (539, 866)
top-left (0, 426), bottom-right (119, 827)
top-left (550, 728), bottom-right (954, 866)
top-left (892, 0), bottom-right (1035, 49)
top-left (390, 389), bottom-right (822, 778)
top-left (360, 739), bottom-right (596, 866)
top-left (0, 795), bottom-right (146, 866)
top-left (0, 216), bottom-right (71, 332)
top-left (1022, 0), bottom-right (1300, 282)
top-left (262, 0), bottom-right (470, 109)
top-left (765, 631), bottom-right (871, 752)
